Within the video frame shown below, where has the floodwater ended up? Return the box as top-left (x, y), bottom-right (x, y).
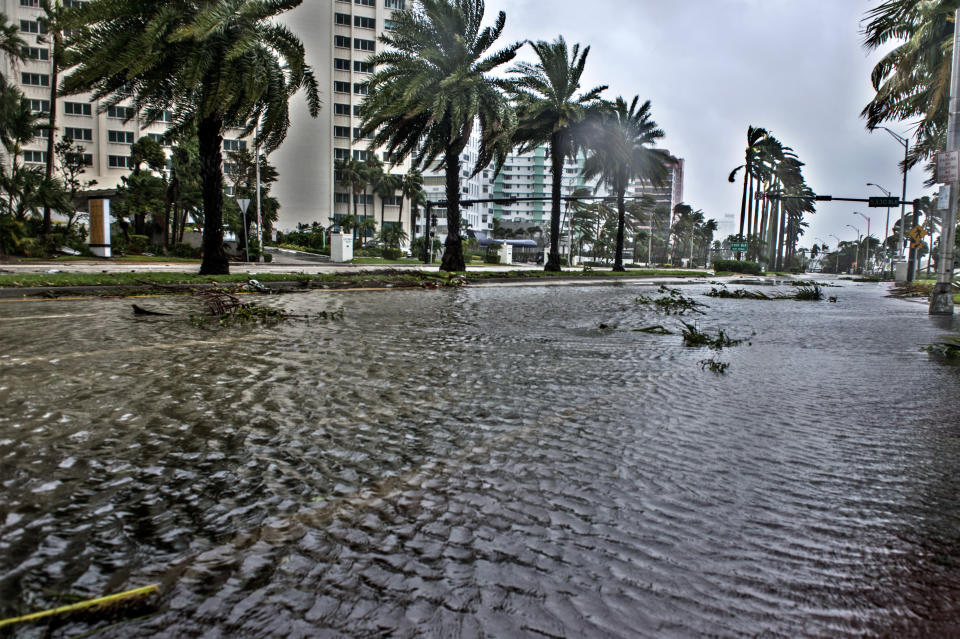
top-left (1, 279), bottom-right (960, 638)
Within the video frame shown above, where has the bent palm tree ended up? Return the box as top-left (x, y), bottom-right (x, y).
top-left (583, 96), bottom-right (667, 271)
top-left (728, 125), bottom-right (768, 259)
top-left (62, 0), bottom-right (320, 275)
top-left (0, 14), bottom-right (26, 81)
top-left (510, 36), bottom-right (607, 272)
top-left (359, 0), bottom-right (521, 272)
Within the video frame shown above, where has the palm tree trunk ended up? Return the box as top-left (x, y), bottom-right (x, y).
top-left (746, 172), bottom-right (755, 259)
top-left (766, 198), bottom-right (779, 267)
top-left (41, 31), bottom-right (60, 238)
top-left (440, 147), bottom-right (465, 272)
top-left (775, 206), bottom-right (787, 272)
top-left (737, 172), bottom-right (748, 259)
top-left (613, 187), bottom-right (627, 272)
top-left (198, 113), bottom-right (229, 275)
top-left (546, 133), bottom-right (563, 272)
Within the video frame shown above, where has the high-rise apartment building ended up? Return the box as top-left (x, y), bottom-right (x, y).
top-left (273, 0), bottom-right (413, 235)
top-left (627, 151), bottom-right (684, 212)
top-left (491, 147), bottom-right (598, 235)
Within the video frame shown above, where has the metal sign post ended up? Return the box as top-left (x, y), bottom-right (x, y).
top-left (931, 8), bottom-right (960, 314)
top-left (237, 198), bottom-right (251, 263)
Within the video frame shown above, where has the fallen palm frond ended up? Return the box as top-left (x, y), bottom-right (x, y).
top-left (681, 322), bottom-right (743, 350)
top-left (924, 336), bottom-right (960, 360)
top-left (635, 285), bottom-right (707, 315)
top-left (0, 585), bottom-right (160, 631)
top-left (633, 325), bottom-right (672, 334)
top-left (706, 285), bottom-right (823, 301)
top-left (699, 358), bottom-right (730, 374)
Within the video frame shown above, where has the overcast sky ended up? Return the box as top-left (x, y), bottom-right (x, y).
top-left (491, 0), bottom-right (919, 248)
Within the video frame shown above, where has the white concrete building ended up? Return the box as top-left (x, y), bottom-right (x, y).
top-left (273, 0), bottom-right (413, 236)
top-left (1, 0), bottom-right (250, 193)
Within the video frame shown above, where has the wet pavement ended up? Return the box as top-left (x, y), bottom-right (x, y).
top-left (1, 278), bottom-right (960, 637)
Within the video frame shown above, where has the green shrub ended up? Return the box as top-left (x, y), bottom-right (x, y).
top-left (382, 248), bottom-right (402, 260)
top-left (484, 254), bottom-right (501, 265)
top-left (171, 243), bottom-right (202, 258)
top-left (713, 259), bottom-right (762, 275)
top-left (128, 234), bottom-right (150, 254)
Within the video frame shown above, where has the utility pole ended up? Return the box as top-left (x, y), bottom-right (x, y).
top-left (931, 7), bottom-right (960, 314)
top-left (255, 139), bottom-right (264, 263)
top-left (422, 202), bottom-right (432, 264)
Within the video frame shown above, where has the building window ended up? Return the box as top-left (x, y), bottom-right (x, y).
top-left (353, 105), bottom-right (362, 116)
top-left (334, 192), bottom-right (351, 204)
top-left (352, 149), bottom-right (369, 161)
top-left (28, 99), bottom-right (50, 114)
top-left (334, 35), bottom-right (350, 48)
top-left (354, 16), bottom-right (375, 29)
top-left (334, 81), bottom-right (351, 93)
top-left (334, 103), bottom-right (351, 116)
top-left (108, 130), bottom-right (135, 144)
top-left (334, 148), bottom-right (350, 161)
top-left (355, 0), bottom-right (375, 5)
top-left (334, 126), bottom-right (350, 138)
top-left (353, 127), bottom-right (373, 140)
top-left (107, 105), bottom-right (135, 120)
top-left (108, 155), bottom-right (132, 169)
top-left (21, 72), bottom-right (49, 86)
top-left (334, 12), bottom-right (351, 25)
top-left (64, 127), bottom-right (93, 141)
top-left (353, 38), bottom-right (375, 52)
top-left (354, 60), bottom-right (373, 73)
top-left (223, 139), bottom-right (247, 152)
top-left (385, 0), bottom-right (405, 8)
top-left (334, 58), bottom-right (350, 71)
top-left (353, 83), bottom-right (368, 95)
top-left (20, 0), bottom-right (41, 7)
top-left (384, 19), bottom-right (399, 31)
top-left (147, 133), bottom-right (170, 147)
top-left (19, 20), bottom-right (45, 34)
top-left (64, 101), bottom-right (92, 116)
top-left (21, 46), bottom-right (48, 61)
top-left (23, 150), bottom-right (47, 164)
top-left (67, 152), bottom-right (94, 166)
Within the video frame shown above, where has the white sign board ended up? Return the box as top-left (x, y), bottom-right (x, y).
top-left (938, 185), bottom-right (952, 210)
top-left (936, 151), bottom-right (960, 184)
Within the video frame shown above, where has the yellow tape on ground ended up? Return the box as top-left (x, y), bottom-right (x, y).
top-left (0, 584), bottom-right (160, 629)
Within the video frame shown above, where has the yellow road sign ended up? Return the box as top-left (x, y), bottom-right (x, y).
top-left (911, 240), bottom-right (924, 250)
top-left (909, 225), bottom-right (928, 242)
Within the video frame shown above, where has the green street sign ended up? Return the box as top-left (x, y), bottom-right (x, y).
top-left (868, 196), bottom-right (900, 208)
top-left (730, 242), bottom-right (748, 252)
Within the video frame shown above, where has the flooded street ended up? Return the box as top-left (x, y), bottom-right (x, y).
top-left (2, 279), bottom-right (960, 637)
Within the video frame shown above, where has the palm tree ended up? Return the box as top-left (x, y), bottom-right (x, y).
top-left (361, 154), bottom-right (383, 226)
top-left (375, 172), bottom-right (402, 231)
top-left (728, 126), bottom-right (768, 259)
top-left (37, 1), bottom-right (70, 238)
top-left (510, 36), bottom-right (607, 272)
top-left (398, 168), bottom-right (423, 241)
top-left (62, 0), bottom-right (320, 275)
top-left (335, 157), bottom-right (366, 225)
top-left (0, 14), bottom-right (26, 81)
top-left (862, 0), bottom-right (952, 168)
top-left (359, 0), bottom-right (521, 272)
top-left (582, 96), bottom-right (668, 271)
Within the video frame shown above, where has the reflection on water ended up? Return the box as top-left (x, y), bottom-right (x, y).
top-left (1, 281), bottom-right (960, 637)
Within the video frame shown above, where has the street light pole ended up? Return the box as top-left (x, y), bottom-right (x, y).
top-left (931, 6), bottom-right (960, 314)
top-left (853, 212), bottom-right (871, 273)
top-left (879, 127), bottom-right (909, 259)
top-left (847, 224), bottom-right (861, 274)
top-left (867, 183), bottom-right (892, 275)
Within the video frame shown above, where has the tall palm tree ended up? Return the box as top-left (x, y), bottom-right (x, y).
top-left (361, 154), bottom-right (383, 226)
top-left (398, 168), bottom-right (423, 240)
top-left (359, 0), bottom-right (521, 272)
top-left (62, 0), bottom-right (320, 275)
top-left (582, 96), bottom-right (668, 271)
top-left (510, 36), bottom-right (607, 272)
top-left (0, 14), bottom-right (26, 81)
top-left (728, 126), bottom-right (768, 259)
